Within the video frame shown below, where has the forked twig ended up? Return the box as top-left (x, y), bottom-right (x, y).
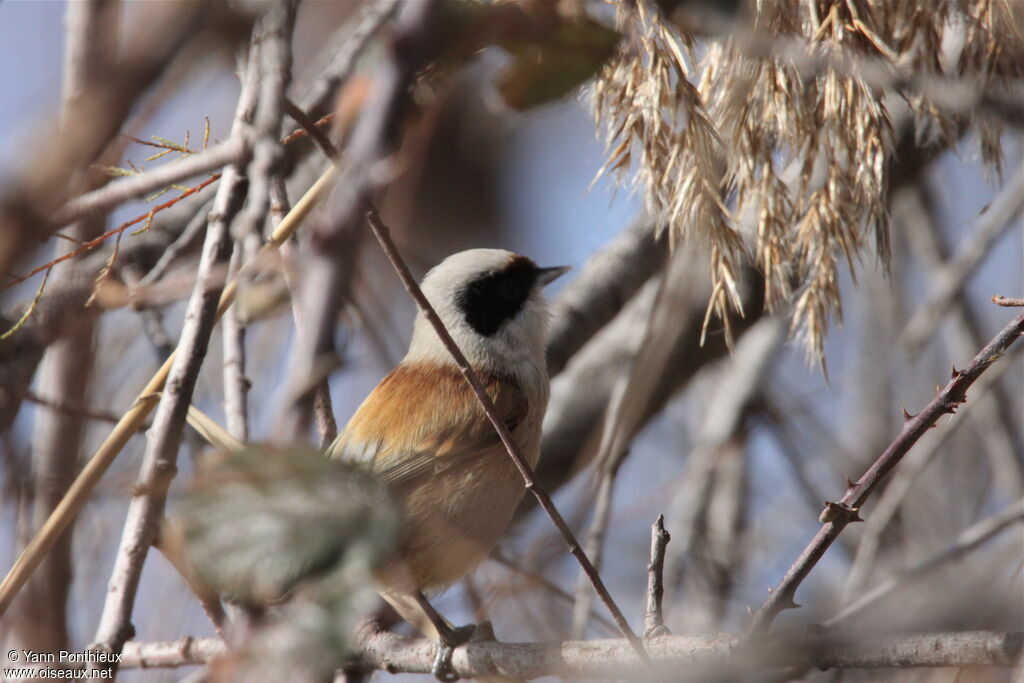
top-left (365, 208), bottom-right (651, 666)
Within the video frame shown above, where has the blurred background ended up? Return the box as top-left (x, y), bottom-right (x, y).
top-left (0, 1), bottom-right (1021, 681)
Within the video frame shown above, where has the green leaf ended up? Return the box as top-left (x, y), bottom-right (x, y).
top-left (174, 446), bottom-right (402, 607)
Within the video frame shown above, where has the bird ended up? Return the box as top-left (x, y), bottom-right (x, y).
top-left (326, 248), bottom-right (569, 680)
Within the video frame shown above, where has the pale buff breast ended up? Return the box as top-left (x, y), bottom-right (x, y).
top-left (380, 405), bottom-right (544, 592)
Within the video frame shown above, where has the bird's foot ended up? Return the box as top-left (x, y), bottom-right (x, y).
top-left (431, 624), bottom-right (476, 682)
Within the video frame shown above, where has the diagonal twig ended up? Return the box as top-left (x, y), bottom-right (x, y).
top-left (366, 208), bottom-right (651, 666)
top-left (826, 497), bottom-right (1024, 628)
top-left (748, 311), bottom-right (1024, 634)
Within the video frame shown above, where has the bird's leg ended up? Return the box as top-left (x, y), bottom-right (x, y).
top-left (412, 591), bottom-right (475, 682)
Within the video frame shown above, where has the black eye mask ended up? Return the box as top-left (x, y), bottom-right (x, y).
top-left (456, 257), bottom-right (539, 337)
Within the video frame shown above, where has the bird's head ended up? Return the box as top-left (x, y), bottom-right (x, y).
top-left (406, 248), bottom-right (570, 375)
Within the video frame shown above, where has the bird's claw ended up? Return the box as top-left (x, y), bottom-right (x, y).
top-left (431, 624), bottom-right (475, 682)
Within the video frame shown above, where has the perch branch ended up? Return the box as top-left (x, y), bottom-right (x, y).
top-left (119, 631), bottom-right (1024, 676)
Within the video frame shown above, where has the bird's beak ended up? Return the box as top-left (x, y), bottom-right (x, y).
top-left (537, 265), bottom-right (572, 286)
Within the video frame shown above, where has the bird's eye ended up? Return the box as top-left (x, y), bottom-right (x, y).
top-left (498, 280), bottom-right (519, 300)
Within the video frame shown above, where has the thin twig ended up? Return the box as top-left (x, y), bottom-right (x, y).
top-left (826, 497), bottom-right (1024, 628)
top-left (285, 97), bottom-right (338, 160)
top-left (897, 183), bottom-right (1022, 495)
top-left (644, 514), bottom-right (671, 638)
top-left (119, 630), bottom-right (1024, 676)
top-left (900, 165), bottom-right (1024, 351)
top-left (993, 295), bottom-right (1024, 307)
top-left (53, 138), bottom-right (247, 230)
top-left (841, 332), bottom-right (1022, 600)
top-left (273, 178), bottom-right (338, 448)
top-left (137, 201), bottom-right (210, 287)
top-left (153, 529), bottom-right (230, 639)
top-left (489, 550), bottom-right (619, 636)
top-left (571, 466), bottom-right (619, 638)
top-left (747, 312), bottom-right (1024, 633)
top-left (298, 0), bottom-right (400, 118)
top-left (366, 209), bottom-right (651, 665)
top-left (21, 391), bottom-right (124, 425)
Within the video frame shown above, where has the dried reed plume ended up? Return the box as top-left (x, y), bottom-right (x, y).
top-left (593, 0), bottom-right (1023, 365)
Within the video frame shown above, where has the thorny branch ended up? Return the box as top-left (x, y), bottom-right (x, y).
top-left (748, 312), bottom-right (1024, 633)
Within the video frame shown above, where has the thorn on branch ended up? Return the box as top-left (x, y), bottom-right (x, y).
top-left (818, 501), bottom-right (862, 524)
top-left (900, 406), bottom-right (915, 422)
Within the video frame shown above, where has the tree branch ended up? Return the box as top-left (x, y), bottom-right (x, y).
top-left (748, 311), bottom-right (1024, 633)
top-left (119, 630), bottom-right (1024, 676)
top-left (53, 138), bottom-right (248, 230)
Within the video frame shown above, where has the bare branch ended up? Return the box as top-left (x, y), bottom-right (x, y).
top-left (119, 630), bottom-right (1024, 676)
top-left (0, 137), bottom-right (338, 626)
top-left (54, 138), bottom-right (248, 230)
top-left (896, 183), bottom-right (1022, 494)
top-left (748, 312), bottom-right (1024, 633)
top-left (546, 215), bottom-right (666, 376)
top-left (298, 0), bottom-right (400, 119)
top-left (841, 343), bottom-right (1021, 599)
top-left (279, 0), bottom-right (439, 439)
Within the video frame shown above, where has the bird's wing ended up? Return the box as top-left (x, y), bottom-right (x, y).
top-left (326, 362), bottom-right (528, 488)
